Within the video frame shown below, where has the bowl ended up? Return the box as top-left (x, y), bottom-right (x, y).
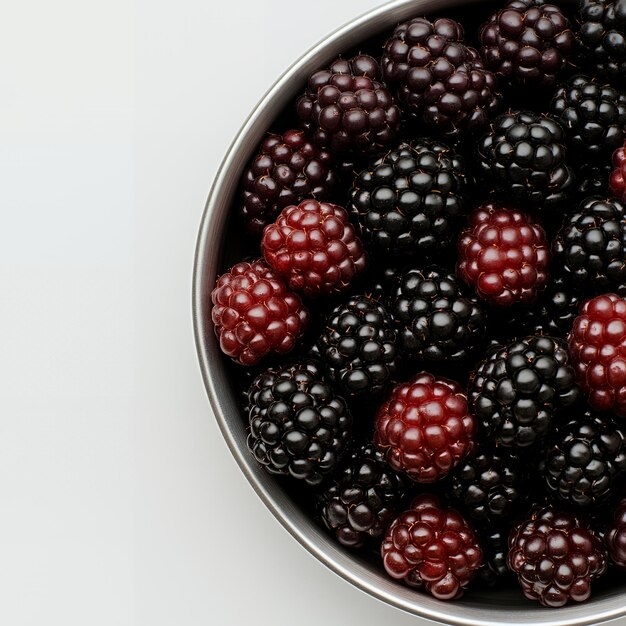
top-left (193, 0), bottom-right (626, 623)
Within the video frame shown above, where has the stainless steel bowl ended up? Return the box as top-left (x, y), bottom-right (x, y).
top-left (193, 1), bottom-right (626, 623)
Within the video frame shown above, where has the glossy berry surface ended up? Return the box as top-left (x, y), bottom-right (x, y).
top-left (381, 494), bottom-right (483, 600)
top-left (296, 54), bottom-right (400, 154)
top-left (261, 199), bottom-right (367, 298)
top-left (610, 141), bottom-right (626, 201)
top-left (544, 411), bottom-right (626, 508)
top-left (605, 496), bottom-right (626, 569)
top-left (318, 443), bottom-right (409, 548)
top-left (246, 361), bottom-right (352, 485)
top-left (211, 259), bottom-right (309, 365)
top-left (569, 293), bottom-right (626, 417)
top-left (457, 204), bottom-right (549, 308)
top-left (391, 266), bottom-right (486, 363)
top-left (240, 130), bottom-right (336, 237)
top-left (470, 335), bottom-right (580, 448)
top-left (374, 372), bottom-right (476, 482)
top-left (480, 0), bottom-right (574, 88)
top-left (381, 17), bottom-right (500, 138)
top-left (508, 506), bottom-right (607, 607)
top-left (315, 295), bottom-right (398, 397)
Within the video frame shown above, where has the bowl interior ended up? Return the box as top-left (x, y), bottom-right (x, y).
top-left (193, 0), bottom-right (626, 624)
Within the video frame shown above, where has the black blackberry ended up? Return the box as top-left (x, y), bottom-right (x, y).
top-left (448, 444), bottom-right (525, 524)
top-left (476, 110), bottom-right (574, 211)
top-left (315, 295), bottom-right (399, 397)
top-left (470, 335), bottom-right (581, 448)
top-left (550, 74), bottom-right (626, 167)
top-left (349, 140), bottom-right (468, 262)
top-left (391, 266), bottom-right (486, 364)
top-left (576, 164), bottom-right (612, 197)
top-left (553, 197), bottom-right (626, 295)
top-left (317, 443), bottom-right (409, 548)
top-left (360, 265), bottom-right (401, 304)
top-left (246, 361), bottom-right (352, 486)
top-left (296, 54), bottom-right (401, 155)
top-left (579, 0), bottom-right (626, 87)
top-left (381, 17), bottom-right (501, 138)
top-left (480, 0), bottom-right (575, 88)
top-left (544, 411), bottom-right (626, 508)
top-left (476, 528), bottom-right (511, 588)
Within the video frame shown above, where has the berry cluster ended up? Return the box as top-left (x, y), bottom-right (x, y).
top-left (207, 0), bottom-right (626, 611)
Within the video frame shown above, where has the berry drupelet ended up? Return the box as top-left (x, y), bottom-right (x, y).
top-left (550, 74), bottom-right (626, 168)
top-left (543, 411), bottom-right (626, 508)
top-left (391, 266), bottom-right (486, 363)
top-left (569, 293), bottom-right (626, 417)
top-left (296, 54), bottom-right (401, 155)
top-left (381, 17), bottom-right (500, 138)
top-left (317, 443), bottom-right (409, 549)
top-left (508, 506), bottom-right (608, 607)
top-left (605, 496), bottom-right (626, 569)
top-left (374, 372), bottom-right (476, 483)
top-left (261, 199), bottom-right (367, 298)
top-left (480, 0), bottom-right (574, 88)
top-left (240, 130), bottom-right (336, 237)
top-left (246, 361), bottom-right (352, 485)
top-left (381, 494), bottom-right (483, 600)
top-left (457, 204), bottom-right (549, 308)
top-left (610, 140), bottom-right (626, 201)
top-left (315, 295), bottom-right (398, 397)
top-left (349, 140), bottom-right (468, 262)
top-left (476, 110), bottom-right (574, 211)
top-left (211, 259), bottom-right (309, 365)
top-left (553, 197), bottom-right (626, 296)
top-left (470, 335), bottom-right (580, 448)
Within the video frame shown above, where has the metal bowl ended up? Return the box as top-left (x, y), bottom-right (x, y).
top-left (193, 1), bottom-right (626, 623)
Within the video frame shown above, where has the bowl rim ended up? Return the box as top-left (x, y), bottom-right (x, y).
top-left (192, 1), bottom-right (626, 624)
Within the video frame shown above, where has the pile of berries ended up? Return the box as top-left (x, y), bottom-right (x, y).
top-left (208, 0), bottom-right (626, 609)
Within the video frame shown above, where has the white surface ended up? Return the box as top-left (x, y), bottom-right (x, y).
top-left (0, 0), bottom-right (430, 624)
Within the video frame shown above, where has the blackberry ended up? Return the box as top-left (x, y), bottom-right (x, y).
top-left (391, 266), bottom-right (486, 363)
top-left (476, 528), bottom-right (511, 588)
top-left (553, 197), bottom-right (626, 296)
top-left (240, 130), bottom-right (336, 237)
top-left (317, 443), bottom-right (409, 549)
top-left (296, 54), bottom-right (400, 155)
top-left (543, 411), bottom-right (626, 508)
top-left (577, 164), bottom-right (612, 197)
top-left (381, 17), bottom-right (500, 138)
top-left (315, 295), bottom-right (398, 397)
top-left (605, 496), bottom-right (626, 569)
top-left (349, 140), bottom-right (468, 261)
top-left (470, 335), bottom-right (580, 448)
top-left (361, 265), bottom-right (401, 304)
top-left (476, 110), bottom-right (574, 211)
top-left (246, 361), bottom-right (352, 486)
top-left (579, 0), bottom-right (626, 87)
top-left (480, 0), bottom-right (575, 88)
top-left (550, 74), bottom-right (626, 167)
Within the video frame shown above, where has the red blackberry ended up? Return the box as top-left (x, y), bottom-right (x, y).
top-left (550, 75), bottom-right (626, 168)
top-left (457, 204), bottom-right (549, 308)
top-left (391, 266), bottom-right (486, 364)
top-left (381, 494), bottom-right (483, 600)
top-left (476, 110), bottom-right (574, 211)
top-left (480, 0), bottom-right (574, 88)
top-left (605, 496), bottom-right (626, 569)
top-left (569, 293), bottom-right (626, 417)
top-left (374, 372), bottom-right (476, 483)
top-left (508, 506), bottom-right (608, 606)
top-left (470, 335), bottom-right (581, 448)
top-left (610, 140), bottom-right (626, 201)
top-left (349, 140), bottom-right (468, 261)
top-left (544, 411), bottom-right (626, 508)
top-left (261, 199), bottom-right (367, 298)
top-left (210, 259), bottom-right (309, 366)
top-left (553, 198), bottom-right (626, 296)
top-left (246, 361), bottom-right (352, 486)
top-left (240, 130), bottom-right (336, 237)
top-left (315, 295), bottom-right (398, 397)
top-left (381, 17), bottom-right (500, 138)
top-left (317, 443), bottom-right (409, 549)
top-left (296, 54), bottom-right (400, 155)
top-left (579, 0), bottom-right (626, 87)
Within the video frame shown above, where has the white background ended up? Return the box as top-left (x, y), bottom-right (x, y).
top-left (0, 0), bottom-right (431, 624)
